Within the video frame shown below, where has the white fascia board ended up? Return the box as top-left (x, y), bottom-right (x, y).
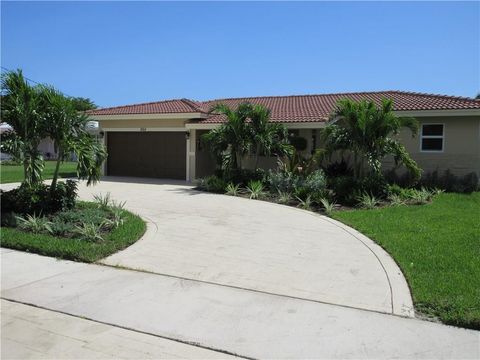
top-left (89, 112), bottom-right (207, 121)
top-left (186, 121), bottom-right (326, 130)
top-left (394, 109), bottom-right (480, 117)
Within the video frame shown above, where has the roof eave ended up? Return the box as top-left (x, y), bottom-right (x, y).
top-left (89, 112), bottom-right (209, 121)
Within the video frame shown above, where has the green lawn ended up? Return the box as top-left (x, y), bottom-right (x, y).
top-left (0, 161), bottom-right (77, 184)
top-left (332, 192), bottom-right (480, 330)
top-left (1, 205), bottom-right (146, 263)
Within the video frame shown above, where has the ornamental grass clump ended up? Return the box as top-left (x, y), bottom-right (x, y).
top-left (246, 180), bottom-right (265, 199)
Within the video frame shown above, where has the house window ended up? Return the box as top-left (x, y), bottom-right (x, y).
top-left (421, 124), bottom-right (444, 152)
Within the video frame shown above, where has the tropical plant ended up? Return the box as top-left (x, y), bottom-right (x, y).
top-left (16, 214), bottom-right (53, 234)
top-left (225, 183), bottom-right (240, 196)
top-left (202, 102), bottom-right (290, 173)
top-left (357, 192), bottom-right (379, 209)
top-left (324, 98), bottom-right (421, 182)
top-left (409, 187), bottom-right (434, 205)
top-left (319, 198), bottom-right (336, 215)
top-left (248, 104), bottom-right (291, 168)
top-left (1, 69), bottom-right (46, 186)
top-left (39, 87), bottom-right (107, 191)
top-left (196, 175), bottom-right (227, 193)
top-left (202, 102), bottom-right (253, 171)
top-left (74, 222), bottom-right (104, 242)
top-left (246, 180), bottom-right (265, 199)
top-left (296, 195), bottom-right (313, 211)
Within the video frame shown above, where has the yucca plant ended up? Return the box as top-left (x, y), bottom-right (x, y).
top-left (357, 192), bottom-right (379, 209)
top-left (246, 180), bottom-right (265, 199)
top-left (15, 214), bottom-right (53, 234)
top-left (93, 192), bottom-right (111, 210)
top-left (296, 195), bottom-right (313, 211)
top-left (319, 198), bottom-right (336, 215)
top-left (277, 191), bottom-right (292, 204)
top-left (225, 183), bottom-right (240, 196)
top-left (74, 222), bottom-right (104, 242)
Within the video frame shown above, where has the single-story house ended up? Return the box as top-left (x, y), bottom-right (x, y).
top-left (87, 91), bottom-right (480, 181)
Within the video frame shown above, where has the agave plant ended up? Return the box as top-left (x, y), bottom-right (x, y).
top-left (296, 195), bottom-right (313, 211)
top-left (357, 192), bottom-right (379, 209)
top-left (15, 214), bottom-right (53, 234)
top-left (74, 222), bottom-right (104, 242)
top-left (277, 191), bottom-right (292, 204)
top-left (246, 180), bottom-right (265, 199)
top-left (93, 193), bottom-right (111, 210)
top-left (225, 183), bottom-right (240, 196)
top-left (319, 198), bottom-right (336, 215)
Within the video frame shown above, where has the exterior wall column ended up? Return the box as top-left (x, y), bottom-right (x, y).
top-left (187, 129), bottom-right (196, 181)
top-left (100, 131), bottom-right (107, 176)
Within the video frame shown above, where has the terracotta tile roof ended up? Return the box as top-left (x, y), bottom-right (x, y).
top-left (88, 91), bottom-right (480, 123)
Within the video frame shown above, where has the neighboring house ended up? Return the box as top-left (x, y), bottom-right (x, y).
top-left (0, 121), bottom-right (100, 161)
top-left (87, 91), bottom-right (480, 181)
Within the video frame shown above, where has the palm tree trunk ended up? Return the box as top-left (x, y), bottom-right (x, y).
top-left (50, 147), bottom-right (63, 192)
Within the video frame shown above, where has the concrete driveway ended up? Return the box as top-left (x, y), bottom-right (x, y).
top-left (74, 177), bottom-right (413, 317)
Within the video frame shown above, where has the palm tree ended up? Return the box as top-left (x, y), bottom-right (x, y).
top-left (202, 102), bottom-right (253, 170)
top-left (0, 69), bottom-right (45, 186)
top-left (323, 98), bottom-right (421, 181)
top-left (39, 86), bottom-right (107, 191)
top-left (248, 104), bottom-right (290, 168)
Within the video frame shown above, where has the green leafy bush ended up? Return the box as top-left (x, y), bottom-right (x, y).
top-left (74, 222), bottom-right (104, 242)
top-left (296, 169), bottom-right (327, 201)
top-left (357, 192), bottom-right (379, 209)
top-left (222, 168), bottom-right (266, 186)
top-left (196, 175), bottom-right (227, 193)
top-left (268, 170), bottom-right (302, 194)
top-left (277, 191), bottom-right (293, 204)
top-left (0, 180), bottom-right (78, 216)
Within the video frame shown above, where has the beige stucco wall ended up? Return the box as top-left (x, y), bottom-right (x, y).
top-left (99, 118), bottom-right (188, 129)
top-left (383, 116), bottom-right (480, 177)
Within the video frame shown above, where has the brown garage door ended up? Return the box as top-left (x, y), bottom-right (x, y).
top-left (107, 132), bottom-right (186, 179)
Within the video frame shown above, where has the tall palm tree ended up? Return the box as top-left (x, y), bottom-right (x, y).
top-left (248, 104), bottom-right (290, 168)
top-left (1, 69), bottom-right (45, 186)
top-left (323, 98), bottom-right (421, 181)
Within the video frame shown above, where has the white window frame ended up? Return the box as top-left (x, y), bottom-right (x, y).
top-left (420, 123), bottom-right (444, 153)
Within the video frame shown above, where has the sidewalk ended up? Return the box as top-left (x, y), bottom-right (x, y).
top-left (1, 249), bottom-right (479, 359)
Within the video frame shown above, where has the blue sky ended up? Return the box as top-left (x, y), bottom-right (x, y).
top-left (2, 1), bottom-right (479, 107)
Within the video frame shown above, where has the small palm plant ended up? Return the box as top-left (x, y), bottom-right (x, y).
top-left (246, 180), bottom-right (265, 199)
top-left (319, 198), bottom-right (336, 215)
top-left (357, 192), bottom-right (379, 209)
top-left (225, 183), bottom-right (240, 196)
top-left (74, 222), bottom-right (104, 242)
top-left (16, 214), bottom-right (53, 234)
top-left (296, 195), bottom-right (313, 211)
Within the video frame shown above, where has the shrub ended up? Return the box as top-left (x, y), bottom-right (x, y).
top-left (0, 180), bottom-right (78, 216)
top-left (225, 183), bottom-right (240, 196)
top-left (388, 194), bottom-right (406, 206)
top-left (289, 136), bottom-right (308, 151)
top-left (50, 220), bottom-right (75, 237)
top-left (223, 168), bottom-right (266, 186)
top-left (323, 159), bottom-right (353, 178)
top-left (409, 187), bottom-right (434, 205)
top-left (327, 175), bottom-right (359, 205)
top-left (268, 170), bottom-right (302, 194)
top-left (55, 205), bottom-right (108, 227)
top-left (357, 192), bottom-right (379, 209)
top-left (297, 169), bottom-right (327, 201)
top-left (196, 175), bottom-right (227, 193)
top-left (246, 180), bottom-right (265, 199)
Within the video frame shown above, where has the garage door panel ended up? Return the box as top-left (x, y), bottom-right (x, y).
top-left (107, 132), bottom-right (186, 179)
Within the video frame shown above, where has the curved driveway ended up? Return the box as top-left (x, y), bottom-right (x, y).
top-left (76, 177), bottom-right (413, 317)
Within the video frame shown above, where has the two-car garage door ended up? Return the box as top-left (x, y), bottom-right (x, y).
top-left (107, 132), bottom-right (186, 180)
